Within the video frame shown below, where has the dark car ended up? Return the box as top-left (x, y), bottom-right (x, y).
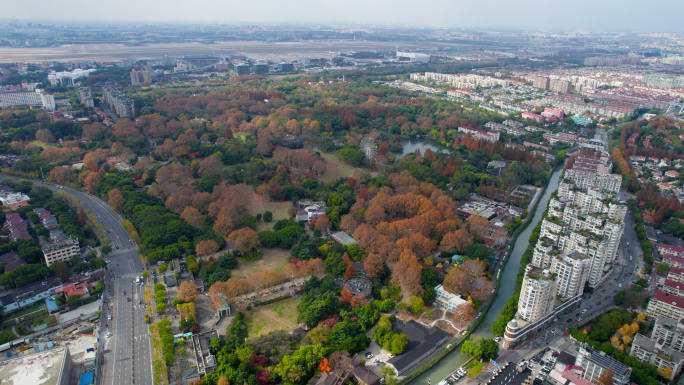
top-left (127, 297), bottom-right (131, 302)
top-left (567, 319), bottom-right (573, 323)
top-left (575, 313), bottom-right (580, 317)
top-left (605, 296), bottom-right (610, 299)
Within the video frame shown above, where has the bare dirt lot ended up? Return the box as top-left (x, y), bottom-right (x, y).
top-left (245, 297), bottom-right (301, 337)
top-left (247, 191), bottom-right (293, 232)
top-left (320, 153), bottom-right (366, 181)
top-left (230, 248), bottom-right (291, 279)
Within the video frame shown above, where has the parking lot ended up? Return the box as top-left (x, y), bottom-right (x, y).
top-left (361, 341), bottom-right (393, 368)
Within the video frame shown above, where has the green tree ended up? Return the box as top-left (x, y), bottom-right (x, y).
top-left (388, 334), bottom-right (408, 355)
top-left (101, 245), bottom-right (112, 255)
top-left (263, 211), bottom-right (273, 222)
top-left (259, 230), bottom-right (278, 247)
top-left (158, 263), bottom-right (168, 274)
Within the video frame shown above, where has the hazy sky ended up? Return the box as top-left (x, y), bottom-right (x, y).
top-left (5, 0), bottom-right (684, 32)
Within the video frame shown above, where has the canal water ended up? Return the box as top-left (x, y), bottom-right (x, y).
top-left (407, 166), bottom-right (564, 384)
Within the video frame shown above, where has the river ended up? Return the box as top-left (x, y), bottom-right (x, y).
top-left (407, 165), bottom-right (564, 385)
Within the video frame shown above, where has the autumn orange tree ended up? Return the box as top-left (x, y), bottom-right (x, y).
top-left (443, 259), bottom-right (492, 301)
top-left (452, 302), bottom-right (476, 328)
top-left (227, 228), bottom-right (260, 256)
top-left (108, 188), bottom-right (125, 212)
top-left (177, 281), bottom-right (199, 303)
top-left (195, 240), bottom-right (219, 257)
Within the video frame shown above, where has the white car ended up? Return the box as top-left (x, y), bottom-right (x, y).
top-left (106, 332), bottom-right (112, 338)
top-left (618, 284), bottom-right (622, 288)
top-left (107, 315), bottom-right (112, 320)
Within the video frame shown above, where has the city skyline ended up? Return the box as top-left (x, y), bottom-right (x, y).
top-left (2, 0), bottom-right (684, 33)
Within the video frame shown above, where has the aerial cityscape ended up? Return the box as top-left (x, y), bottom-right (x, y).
top-left (1, 3), bottom-right (684, 385)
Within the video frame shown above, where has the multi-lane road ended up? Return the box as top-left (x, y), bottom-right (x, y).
top-left (0, 174), bottom-right (152, 385)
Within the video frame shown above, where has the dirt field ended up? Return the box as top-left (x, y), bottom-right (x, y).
top-left (230, 248), bottom-right (291, 279)
top-left (247, 191), bottom-right (293, 232)
top-left (246, 297), bottom-right (301, 337)
top-left (320, 153), bottom-right (366, 181)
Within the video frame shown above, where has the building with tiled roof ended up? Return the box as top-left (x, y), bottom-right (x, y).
top-left (665, 279), bottom-right (684, 297)
top-left (660, 244), bottom-right (684, 258)
top-left (668, 267), bottom-right (684, 284)
top-left (647, 289), bottom-right (684, 320)
top-left (664, 254), bottom-right (684, 269)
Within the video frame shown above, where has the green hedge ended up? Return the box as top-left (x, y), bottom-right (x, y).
top-left (253, 294), bottom-right (292, 307)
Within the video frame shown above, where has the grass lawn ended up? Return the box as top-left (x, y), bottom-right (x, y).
top-left (246, 297), bottom-right (300, 337)
top-left (320, 153), bottom-right (366, 181)
top-left (30, 140), bottom-right (54, 148)
top-left (231, 248), bottom-right (291, 279)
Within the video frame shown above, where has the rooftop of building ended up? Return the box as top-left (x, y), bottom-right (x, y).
top-left (585, 348), bottom-right (631, 376)
top-left (665, 279), bottom-right (684, 291)
top-left (0, 277), bottom-right (62, 306)
top-left (386, 320), bottom-right (449, 373)
top-left (654, 315), bottom-right (684, 333)
top-left (664, 254), bottom-right (684, 265)
top-left (0, 346), bottom-right (69, 385)
top-left (632, 333), bottom-right (684, 363)
top-left (661, 243), bottom-right (684, 253)
top-left (41, 236), bottom-right (79, 253)
top-left (330, 231), bottom-right (356, 247)
top-left (653, 289), bottom-right (684, 310)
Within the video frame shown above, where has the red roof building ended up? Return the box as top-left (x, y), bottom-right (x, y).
top-left (668, 266), bottom-right (684, 283)
top-left (661, 244), bottom-right (684, 258)
top-left (663, 254), bottom-right (684, 269)
top-left (647, 289), bottom-right (684, 319)
top-left (664, 279), bottom-right (684, 297)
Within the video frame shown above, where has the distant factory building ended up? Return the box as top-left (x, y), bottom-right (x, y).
top-left (278, 63), bottom-right (295, 72)
top-left (396, 52), bottom-right (431, 63)
top-left (234, 63), bottom-right (251, 76)
top-left (254, 64), bottom-right (270, 74)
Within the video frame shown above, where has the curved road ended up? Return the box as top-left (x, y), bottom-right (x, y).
top-left (0, 174), bottom-right (152, 385)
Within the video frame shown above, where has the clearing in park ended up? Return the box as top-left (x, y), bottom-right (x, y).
top-left (230, 248), bottom-right (291, 279)
top-left (246, 297), bottom-right (301, 337)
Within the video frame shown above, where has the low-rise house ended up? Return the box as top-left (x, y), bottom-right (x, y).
top-left (192, 330), bottom-right (219, 376)
top-left (0, 192), bottom-right (30, 209)
top-left (509, 206), bottom-right (525, 217)
top-left (295, 201), bottom-right (326, 222)
top-left (353, 365), bottom-right (380, 385)
top-left (434, 284), bottom-right (469, 313)
top-left (0, 277), bottom-right (62, 314)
